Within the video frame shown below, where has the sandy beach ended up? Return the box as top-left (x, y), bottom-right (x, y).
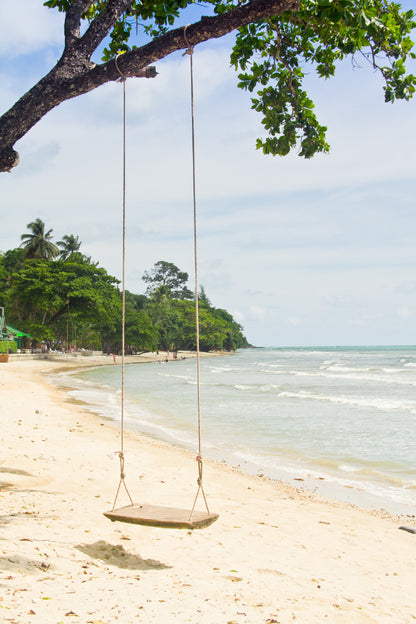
top-left (1, 357), bottom-right (415, 623)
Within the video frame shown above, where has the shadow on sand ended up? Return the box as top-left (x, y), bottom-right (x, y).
top-left (76, 540), bottom-right (171, 570)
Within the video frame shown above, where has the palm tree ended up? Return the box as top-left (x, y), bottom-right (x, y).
top-left (20, 218), bottom-right (59, 260)
top-left (57, 234), bottom-right (82, 261)
top-left (150, 284), bottom-right (171, 304)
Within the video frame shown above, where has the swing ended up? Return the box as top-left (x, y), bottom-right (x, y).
top-left (104, 504), bottom-right (218, 530)
top-left (104, 28), bottom-right (218, 531)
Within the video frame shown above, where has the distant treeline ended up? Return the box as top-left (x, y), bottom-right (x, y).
top-left (0, 219), bottom-right (248, 353)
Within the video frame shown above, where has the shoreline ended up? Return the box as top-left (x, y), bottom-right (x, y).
top-left (50, 353), bottom-right (416, 519)
top-left (8, 348), bottom-right (230, 365)
top-left (1, 358), bottom-right (416, 622)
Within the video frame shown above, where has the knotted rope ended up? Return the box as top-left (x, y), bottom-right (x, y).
top-left (112, 53), bottom-right (133, 510)
top-left (184, 25), bottom-right (211, 518)
top-left (111, 39), bottom-right (211, 518)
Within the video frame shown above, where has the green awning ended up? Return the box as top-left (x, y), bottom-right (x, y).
top-left (6, 324), bottom-right (31, 338)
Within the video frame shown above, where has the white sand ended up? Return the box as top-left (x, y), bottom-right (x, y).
top-left (1, 358), bottom-right (415, 623)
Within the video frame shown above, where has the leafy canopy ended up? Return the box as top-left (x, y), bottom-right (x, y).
top-left (44, 0), bottom-right (416, 159)
top-left (142, 260), bottom-right (194, 300)
top-left (7, 258), bottom-right (120, 339)
top-left (231, 0), bottom-right (416, 157)
top-left (2, 227), bottom-right (247, 351)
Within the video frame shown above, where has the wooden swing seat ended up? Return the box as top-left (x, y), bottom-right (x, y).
top-left (106, 52), bottom-right (218, 534)
top-left (103, 503), bottom-right (219, 530)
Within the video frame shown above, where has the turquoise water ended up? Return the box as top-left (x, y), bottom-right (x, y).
top-left (58, 347), bottom-right (416, 515)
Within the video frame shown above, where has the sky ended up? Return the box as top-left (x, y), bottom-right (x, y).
top-left (1, 0), bottom-right (415, 347)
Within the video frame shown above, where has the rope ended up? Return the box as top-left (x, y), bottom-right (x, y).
top-left (111, 42), bottom-right (210, 518)
top-left (112, 54), bottom-right (133, 510)
top-left (184, 25), bottom-right (210, 518)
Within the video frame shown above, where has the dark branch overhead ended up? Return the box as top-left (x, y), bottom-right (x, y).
top-left (0, 0), bottom-right (299, 172)
top-left (1, 0), bottom-right (414, 172)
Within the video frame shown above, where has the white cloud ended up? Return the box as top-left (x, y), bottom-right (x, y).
top-left (397, 307), bottom-right (412, 319)
top-left (249, 306), bottom-right (266, 320)
top-left (0, 1), bottom-right (63, 56)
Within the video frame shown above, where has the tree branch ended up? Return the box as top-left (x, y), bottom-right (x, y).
top-left (0, 0), bottom-right (299, 173)
top-left (75, 0), bottom-right (133, 59)
top-left (64, 0), bottom-right (95, 47)
top-left (113, 0), bottom-right (300, 76)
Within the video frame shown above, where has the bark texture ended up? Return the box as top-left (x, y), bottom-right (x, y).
top-left (0, 0), bottom-right (299, 172)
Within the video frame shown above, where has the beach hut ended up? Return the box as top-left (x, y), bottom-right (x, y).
top-left (0, 308), bottom-right (13, 361)
top-left (6, 324), bottom-right (31, 349)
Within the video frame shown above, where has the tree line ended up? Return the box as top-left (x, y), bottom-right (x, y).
top-left (0, 219), bottom-right (248, 353)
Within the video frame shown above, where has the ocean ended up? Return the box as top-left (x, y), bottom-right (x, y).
top-left (54, 346), bottom-right (416, 516)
